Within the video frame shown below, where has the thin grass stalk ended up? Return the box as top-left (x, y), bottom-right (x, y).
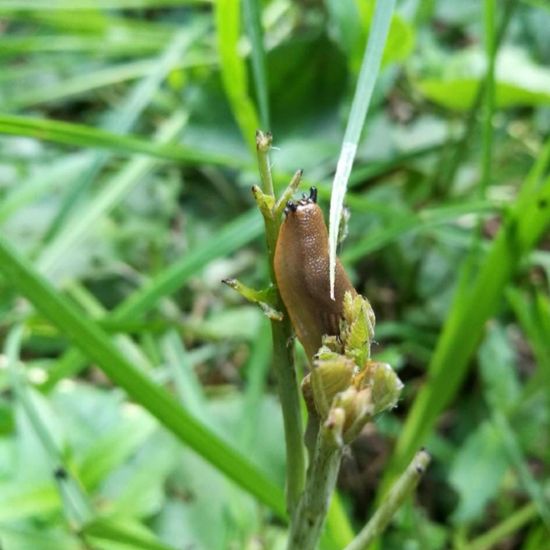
top-left (328, 0), bottom-right (395, 299)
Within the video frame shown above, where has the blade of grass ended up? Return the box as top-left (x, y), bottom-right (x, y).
top-left (480, 0), bottom-right (496, 195)
top-left (82, 517), bottom-right (177, 550)
top-left (491, 411), bottom-right (550, 529)
top-left (345, 450), bottom-right (431, 550)
top-left (42, 27), bottom-right (202, 243)
top-left (215, 0), bottom-right (260, 152)
top-left (0, 153), bottom-right (90, 223)
top-left (161, 330), bottom-right (209, 418)
top-left (238, 319), bottom-right (272, 448)
top-left (381, 142), bottom-right (550, 489)
top-left (466, 503), bottom-right (537, 550)
top-left (342, 200), bottom-right (498, 263)
top-left (5, 325), bottom-right (94, 528)
top-left (0, 0), bottom-right (211, 8)
top-left (243, 0), bottom-right (270, 129)
top-left (38, 110), bottom-right (188, 275)
top-left (111, 208), bottom-right (263, 321)
top-left (429, 0), bottom-right (517, 194)
top-left (39, 209), bottom-right (263, 390)
top-left (507, 287), bottom-right (550, 396)
top-left (4, 55), bottom-right (214, 111)
top-left (0, 113), bottom-right (244, 167)
top-left (324, 493), bottom-right (355, 549)
top-left (328, 0), bottom-right (395, 299)
top-left (0, 236), bottom-right (286, 519)
top-left (0, 35), bottom-right (162, 57)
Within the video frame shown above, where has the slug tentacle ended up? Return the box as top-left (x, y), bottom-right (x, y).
top-left (274, 188), bottom-right (356, 361)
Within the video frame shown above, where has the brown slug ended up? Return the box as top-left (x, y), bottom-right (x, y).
top-left (274, 187), bottom-right (357, 360)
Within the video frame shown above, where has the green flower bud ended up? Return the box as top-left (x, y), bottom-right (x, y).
top-left (310, 355), bottom-right (355, 418)
top-left (368, 361), bottom-right (404, 415)
top-left (341, 291), bottom-right (376, 367)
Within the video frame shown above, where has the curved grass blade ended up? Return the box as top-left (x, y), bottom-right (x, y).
top-left (0, 237), bottom-right (286, 519)
top-left (381, 142), bottom-right (550, 492)
top-left (0, 113), bottom-right (244, 167)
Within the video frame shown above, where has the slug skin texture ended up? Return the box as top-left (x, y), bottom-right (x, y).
top-left (274, 187), bottom-right (357, 360)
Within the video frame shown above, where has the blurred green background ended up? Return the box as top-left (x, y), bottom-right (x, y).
top-left (0, 0), bottom-right (549, 549)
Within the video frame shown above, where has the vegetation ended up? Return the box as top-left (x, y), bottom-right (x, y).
top-left (0, 0), bottom-right (549, 549)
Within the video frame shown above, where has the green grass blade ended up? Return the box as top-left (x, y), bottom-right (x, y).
top-left (0, 153), bottom-right (90, 223)
top-left (507, 287), bottom-right (550, 397)
top-left (382, 145), bottom-right (550, 487)
top-left (0, 0), bottom-right (211, 9)
top-left (0, 236), bottom-right (286, 519)
top-left (328, 0), bottom-right (395, 299)
top-left (37, 111), bottom-right (188, 275)
top-left (0, 113), bottom-right (244, 167)
top-left (40, 209), bottom-right (263, 391)
top-left (467, 503), bottom-right (537, 550)
top-left (41, 28), bottom-right (201, 242)
top-left (5, 326), bottom-right (94, 528)
top-left (83, 518), bottom-right (177, 550)
top-left (490, 411), bottom-right (550, 528)
top-left (324, 493), bottom-right (355, 549)
top-left (5, 55), bottom-right (213, 111)
top-left (216, 0), bottom-right (260, 152)
top-left (111, 208), bottom-right (263, 321)
top-left (480, 0), bottom-right (496, 194)
top-left (243, 0), bottom-right (270, 129)
top-left (239, 320), bottom-right (272, 448)
top-left (343, 200), bottom-right (497, 263)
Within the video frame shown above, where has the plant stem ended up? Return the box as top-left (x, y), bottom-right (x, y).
top-left (345, 449), bottom-right (431, 550)
top-left (287, 427), bottom-right (343, 550)
top-left (255, 130), bottom-right (306, 514)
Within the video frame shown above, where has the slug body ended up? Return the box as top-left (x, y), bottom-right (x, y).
top-left (274, 187), bottom-right (356, 360)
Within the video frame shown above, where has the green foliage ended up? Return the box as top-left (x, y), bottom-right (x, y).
top-left (0, 0), bottom-right (549, 549)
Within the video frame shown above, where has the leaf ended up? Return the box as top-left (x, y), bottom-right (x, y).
top-left (416, 47), bottom-right (550, 110)
top-left (449, 422), bottom-right (509, 524)
top-left (478, 323), bottom-right (521, 412)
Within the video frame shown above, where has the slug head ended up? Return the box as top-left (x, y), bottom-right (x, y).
top-left (282, 187), bottom-right (327, 246)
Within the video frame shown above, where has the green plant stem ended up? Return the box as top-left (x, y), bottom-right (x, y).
top-left (345, 450), bottom-right (431, 550)
top-left (256, 131), bottom-right (306, 515)
top-left (287, 428), bottom-right (343, 550)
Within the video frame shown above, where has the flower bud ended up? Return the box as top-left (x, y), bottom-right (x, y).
top-left (341, 291), bottom-right (376, 367)
top-left (310, 355), bottom-right (355, 418)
